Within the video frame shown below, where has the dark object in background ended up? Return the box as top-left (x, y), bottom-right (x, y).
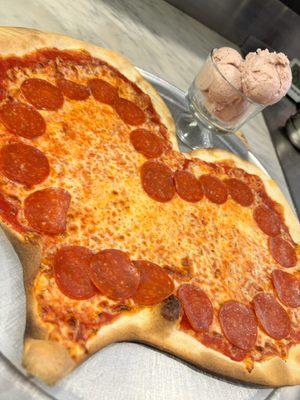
top-left (281, 0), bottom-right (300, 15)
top-left (289, 60), bottom-right (300, 103)
top-left (166, 0), bottom-right (300, 60)
top-left (264, 99), bottom-right (300, 217)
top-left (286, 111), bottom-right (300, 150)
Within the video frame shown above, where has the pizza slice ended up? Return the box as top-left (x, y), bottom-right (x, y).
top-left (0, 27), bottom-right (299, 386)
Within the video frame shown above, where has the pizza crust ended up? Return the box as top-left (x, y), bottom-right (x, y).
top-left (0, 26), bottom-right (178, 150)
top-left (23, 339), bottom-right (75, 385)
top-left (127, 307), bottom-right (300, 387)
top-left (0, 26), bottom-right (178, 385)
top-left (0, 27), bottom-right (299, 387)
top-left (76, 306), bottom-right (300, 387)
top-left (190, 148), bottom-right (300, 244)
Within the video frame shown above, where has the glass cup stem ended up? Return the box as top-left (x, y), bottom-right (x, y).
top-left (176, 111), bottom-right (213, 149)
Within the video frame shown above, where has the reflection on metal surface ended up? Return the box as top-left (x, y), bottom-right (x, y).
top-left (263, 98), bottom-right (300, 217)
top-left (286, 111), bottom-right (300, 149)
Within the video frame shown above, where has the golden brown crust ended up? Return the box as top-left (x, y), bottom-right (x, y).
top-left (23, 339), bottom-right (76, 385)
top-left (0, 26), bottom-right (178, 383)
top-left (125, 308), bottom-right (300, 387)
top-left (0, 224), bottom-right (47, 338)
top-left (0, 27), bottom-right (299, 387)
top-left (85, 306), bottom-right (300, 386)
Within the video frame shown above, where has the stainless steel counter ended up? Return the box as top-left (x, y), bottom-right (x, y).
top-left (263, 99), bottom-right (300, 217)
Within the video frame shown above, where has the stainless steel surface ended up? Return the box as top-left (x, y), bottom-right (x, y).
top-left (286, 111), bottom-right (300, 149)
top-left (166, 0), bottom-right (300, 59)
top-left (288, 59), bottom-right (300, 103)
top-left (263, 98), bottom-right (300, 217)
top-left (0, 69), bottom-right (285, 400)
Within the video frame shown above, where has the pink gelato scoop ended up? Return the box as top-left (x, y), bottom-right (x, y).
top-left (209, 47), bottom-right (243, 104)
top-left (241, 49), bottom-right (292, 105)
top-left (213, 47), bottom-right (243, 68)
top-left (196, 47), bottom-right (247, 123)
top-left (208, 63), bottom-right (242, 104)
top-left (205, 96), bottom-right (248, 123)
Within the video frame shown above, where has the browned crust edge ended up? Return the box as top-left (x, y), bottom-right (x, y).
top-left (0, 26), bottom-right (177, 150)
top-left (84, 305), bottom-right (300, 387)
top-left (190, 148), bottom-right (300, 243)
top-left (0, 26), bottom-right (178, 384)
top-left (0, 27), bottom-right (299, 387)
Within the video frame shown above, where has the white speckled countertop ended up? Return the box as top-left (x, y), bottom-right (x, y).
top-left (0, 1), bottom-right (297, 399)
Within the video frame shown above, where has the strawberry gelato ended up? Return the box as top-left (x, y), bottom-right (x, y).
top-left (213, 47), bottom-right (243, 69)
top-left (195, 47), bottom-right (247, 122)
top-left (208, 63), bottom-right (242, 104)
top-left (205, 96), bottom-right (248, 123)
top-left (194, 46), bottom-right (292, 124)
top-left (241, 49), bottom-right (292, 105)
top-left (197, 47), bottom-right (243, 105)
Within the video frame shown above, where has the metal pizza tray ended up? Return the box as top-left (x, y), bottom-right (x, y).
top-left (0, 70), bottom-right (298, 400)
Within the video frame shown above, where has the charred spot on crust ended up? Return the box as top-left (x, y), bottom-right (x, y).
top-left (161, 295), bottom-right (182, 321)
top-left (112, 304), bottom-right (131, 312)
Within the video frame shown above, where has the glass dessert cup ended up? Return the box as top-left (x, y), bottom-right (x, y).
top-left (177, 49), bottom-right (265, 150)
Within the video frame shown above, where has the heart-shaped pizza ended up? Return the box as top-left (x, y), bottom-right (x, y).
top-left (0, 27), bottom-right (299, 386)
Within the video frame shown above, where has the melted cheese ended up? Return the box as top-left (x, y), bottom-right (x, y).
top-left (0, 55), bottom-right (298, 361)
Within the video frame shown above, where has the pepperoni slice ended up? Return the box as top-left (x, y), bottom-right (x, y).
top-left (0, 143), bottom-right (49, 187)
top-left (225, 178), bottom-right (254, 207)
top-left (21, 78), bottom-right (64, 110)
top-left (141, 161), bottom-right (175, 202)
top-left (24, 187), bottom-right (71, 235)
top-left (174, 170), bottom-right (203, 203)
top-left (178, 284), bottom-right (213, 332)
top-left (53, 246), bottom-right (97, 300)
top-left (88, 78), bottom-right (118, 105)
top-left (133, 260), bottom-right (174, 305)
top-left (89, 249), bottom-right (140, 300)
top-left (130, 129), bottom-right (166, 158)
top-left (269, 236), bottom-right (297, 268)
top-left (199, 174), bottom-right (228, 204)
top-left (272, 269), bottom-right (300, 308)
top-left (253, 292), bottom-right (291, 340)
top-left (57, 78), bottom-right (90, 101)
top-left (115, 98), bottom-right (146, 126)
top-left (0, 102), bottom-right (46, 138)
top-left (219, 301), bottom-right (257, 351)
top-left (253, 204), bottom-right (281, 237)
